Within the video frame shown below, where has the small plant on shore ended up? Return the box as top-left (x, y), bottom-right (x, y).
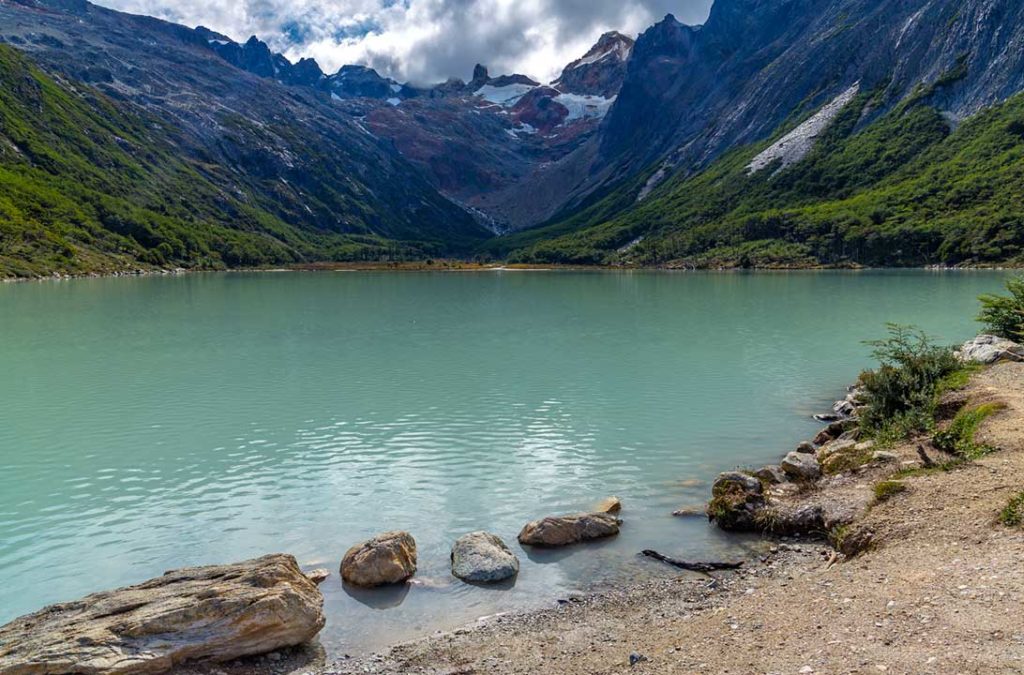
top-left (998, 492), bottom-right (1024, 527)
top-left (859, 324), bottom-right (962, 439)
top-left (932, 402), bottom-right (1006, 460)
top-left (873, 480), bottom-right (908, 503)
top-left (978, 276), bottom-right (1024, 340)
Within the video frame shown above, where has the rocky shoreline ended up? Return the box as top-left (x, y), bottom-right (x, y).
top-left (3, 336), bottom-right (1023, 674)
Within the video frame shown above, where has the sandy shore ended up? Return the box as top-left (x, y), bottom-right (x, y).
top-left (303, 361), bottom-right (1024, 675)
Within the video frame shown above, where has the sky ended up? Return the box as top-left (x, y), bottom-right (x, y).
top-left (97, 0), bottom-right (714, 85)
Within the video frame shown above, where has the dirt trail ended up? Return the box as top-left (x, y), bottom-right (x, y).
top-left (323, 362), bottom-right (1024, 675)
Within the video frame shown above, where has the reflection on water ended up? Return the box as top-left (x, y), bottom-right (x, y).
top-left (0, 270), bottom-right (1009, 653)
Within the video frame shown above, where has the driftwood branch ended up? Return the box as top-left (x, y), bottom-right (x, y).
top-left (641, 550), bottom-right (744, 572)
top-left (917, 444), bottom-right (936, 468)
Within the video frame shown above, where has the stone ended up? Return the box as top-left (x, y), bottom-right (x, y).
top-left (872, 451), bottom-right (901, 463)
top-left (958, 335), bottom-right (1024, 364)
top-left (781, 452), bottom-right (822, 481)
top-left (813, 420), bottom-right (849, 445)
top-left (755, 465), bottom-right (788, 484)
top-left (518, 512), bottom-right (621, 547)
top-left (796, 441), bottom-right (817, 455)
top-left (304, 568), bottom-right (330, 585)
top-left (595, 496), bottom-right (623, 514)
top-left (707, 472), bottom-right (766, 531)
top-left (341, 531), bottom-right (417, 587)
top-left (450, 532), bottom-right (519, 583)
top-left (0, 554), bottom-right (324, 675)
top-left (672, 506), bottom-right (705, 517)
top-left (817, 438), bottom-right (857, 461)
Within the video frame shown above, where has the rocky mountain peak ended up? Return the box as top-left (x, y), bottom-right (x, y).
top-left (553, 29), bottom-right (635, 97)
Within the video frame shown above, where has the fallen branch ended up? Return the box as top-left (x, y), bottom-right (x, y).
top-left (917, 444), bottom-right (936, 468)
top-left (641, 550), bottom-right (744, 572)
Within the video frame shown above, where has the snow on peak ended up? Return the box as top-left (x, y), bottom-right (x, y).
top-left (475, 83), bottom-right (537, 107)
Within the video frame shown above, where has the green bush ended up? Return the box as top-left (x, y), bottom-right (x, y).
top-left (859, 324), bottom-right (962, 435)
top-left (998, 492), bottom-right (1024, 526)
top-left (978, 276), bottom-right (1024, 340)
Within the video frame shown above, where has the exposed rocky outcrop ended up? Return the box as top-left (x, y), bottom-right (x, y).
top-left (341, 532), bottom-right (417, 587)
top-left (0, 555), bottom-right (324, 674)
top-left (706, 472), bottom-right (766, 531)
top-left (958, 335), bottom-right (1024, 364)
top-left (450, 532), bottom-right (520, 583)
top-left (780, 451), bottom-right (822, 481)
top-left (518, 513), bottom-right (621, 547)
top-left (552, 31), bottom-right (634, 98)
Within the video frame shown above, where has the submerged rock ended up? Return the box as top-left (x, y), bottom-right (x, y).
top-left (341, 531), bottom-right (417, 587)
top-left (518, 513), bottom-right (621, 547)
top-left (595, 496), bottom-right (623, 514)
top-left (305, 568), bottom-right (330, 585)
top-left (451, 531), bottom-right (519, 583)
top-left (781, 451), bottom-right (822, 481)
top-left (958, 335), bottom-right (1024, 364)
top-left (0, 554), bottom-right (324, 675)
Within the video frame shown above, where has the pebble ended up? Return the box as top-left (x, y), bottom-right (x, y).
top-left (629, 652), bottom-right (648, 666)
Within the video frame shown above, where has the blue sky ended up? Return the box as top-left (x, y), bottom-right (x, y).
top-left (98, 0), bottom-right (714, 84)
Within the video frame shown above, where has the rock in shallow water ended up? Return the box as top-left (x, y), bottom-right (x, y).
top-left (341, 531), bottom-right (417, 587)
top-left (518, 513), bottom-right (620, 547)
top-left (451, 531), bottom-right (520, 583)
top-left (0, 554), bottom-right (325, 675)
top-left (595, 496), bottom-right (623, 514)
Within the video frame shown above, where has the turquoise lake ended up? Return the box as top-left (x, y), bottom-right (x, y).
top-left (0, 270), bottom-right (1011, 652)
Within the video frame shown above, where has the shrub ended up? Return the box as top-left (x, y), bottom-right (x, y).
top-left (998, 492), bottom-right (1024, 526)
top-left (859, 324), bottom-right (962, 436)
top-left (978, 276), bottom-right (1024, 340)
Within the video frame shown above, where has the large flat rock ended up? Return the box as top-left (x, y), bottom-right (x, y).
top-left (0, 554), bottom-right (325, 675)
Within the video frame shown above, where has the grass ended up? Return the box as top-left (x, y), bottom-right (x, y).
top-left (932, 402), bottom-right (1006, 460)
top-left (998, 492), bottom-right (1024, 526)
top-left (873, 480), bottom-right (908, 503)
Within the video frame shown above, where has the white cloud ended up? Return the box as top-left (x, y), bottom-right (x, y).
top-left (97, 0), bottom-right (713, 85)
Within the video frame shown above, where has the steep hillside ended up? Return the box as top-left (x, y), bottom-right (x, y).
top-left (0, 0), bottom-right (488, 277)
top-left (504, 86), bottom-right (1024, 267)
top-left (0, 44), bottom-right (475, 277)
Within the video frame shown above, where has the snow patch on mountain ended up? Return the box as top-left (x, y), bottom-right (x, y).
top-left (747, 83), bottom-right (860, 175)
top-left (554, 93), bottom-right (616, 121)
top-left (476, 83), bottom-right (537, 107)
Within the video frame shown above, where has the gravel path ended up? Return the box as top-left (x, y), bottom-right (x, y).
top-left (316, 362), bottom-right (1024, 675)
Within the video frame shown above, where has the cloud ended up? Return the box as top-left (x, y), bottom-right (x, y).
top-left (96, 0), bottom-right (713, 85)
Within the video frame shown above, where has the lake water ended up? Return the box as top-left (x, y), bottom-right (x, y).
top-left (0, 270), bottom-right (1010, 652)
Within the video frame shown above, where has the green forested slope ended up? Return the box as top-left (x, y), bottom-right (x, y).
top-left (0, 45), bottom-right (478, 278)
top-left (506, 90), bottom-right (1024, 268)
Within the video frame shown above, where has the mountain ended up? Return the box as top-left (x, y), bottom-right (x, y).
top-left (0, 0), bottom-right (488, 276)
top-left (499, 0), bottom-right (1024, 267)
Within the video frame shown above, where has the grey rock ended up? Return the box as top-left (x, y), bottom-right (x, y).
top-left (796, 441), bottom-right (817, 455)
top-left (958, 335), bottom-right (1024, 364)
top-left (872, 451), bottom-right (901, 463)
top-left (781, 452), bottom-right (822, 481)
top-left (755, 465), bottom-right (789, 484)
top-left (451, 532), bottom-right (519, 583)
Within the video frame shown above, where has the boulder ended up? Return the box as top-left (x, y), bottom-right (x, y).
top-left (781, 452), bottom-right (822, 481)
top-left (796, 441), bottom-right (817, 455)
top-left (0, 555), bottom-right (324, 675)
top-left (872, 451), bottom-right (901, 464)
top-left (755, 465), bottom-right (788, 484)
top-left (450, 532), bottom-right (519, 583)
top-left (341, 531), bottom-right (417, 587)
top-left (958, 335), bottom-right (1024, 364)
top-left (518, 513), bottom-right (620, 547)
top-left (707, 472), bottom-right (766, 531)
top-left (595, 496), bottom-right (623, 514)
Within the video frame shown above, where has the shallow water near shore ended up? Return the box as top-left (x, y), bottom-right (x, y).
top-left (0, 269), bottom-right (1011, 653)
